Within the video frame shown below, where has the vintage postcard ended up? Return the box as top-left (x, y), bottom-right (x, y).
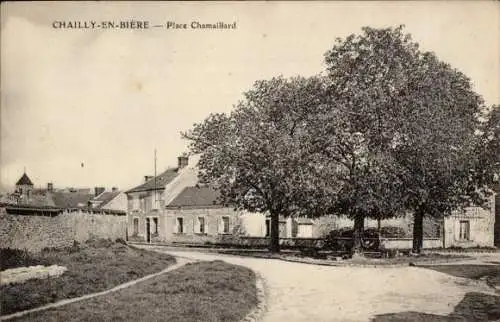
top-left (1, 1), bottom-right (499, 321)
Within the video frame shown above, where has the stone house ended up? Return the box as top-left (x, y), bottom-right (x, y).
top-left (443, 196), bottom-right (496, 248)
top-left (89, 188), bottom-right (127, 212)
top-left (126, 155), bottom-right (199, 243)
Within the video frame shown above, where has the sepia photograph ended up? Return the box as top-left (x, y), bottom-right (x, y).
top-left (1, 1), bottom-right (499, 321)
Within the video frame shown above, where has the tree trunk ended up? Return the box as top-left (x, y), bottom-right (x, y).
top-left (412, 209), bottom-right (424, 254)
top-left (352, 216), bottom-right (364, 257)
top-left (269, 211), bottom-right (280, 253)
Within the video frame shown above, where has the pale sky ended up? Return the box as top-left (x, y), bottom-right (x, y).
top-left (1, 1), bottom-right (499, 192)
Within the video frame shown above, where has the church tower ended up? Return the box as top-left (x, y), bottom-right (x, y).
top-left (15, 171), bottom-right (34, 203)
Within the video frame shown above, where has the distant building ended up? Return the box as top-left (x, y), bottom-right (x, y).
top-left (89, 187), bottom-right (127, 212)
top-left (2, 172), bottom-right (126, 215)
top-left (11, 172), bottom-right (35, 204)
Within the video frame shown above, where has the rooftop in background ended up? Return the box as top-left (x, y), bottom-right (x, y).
top-left (167, 186), bottom-right (222, 208)
top-left (126, 168), bottom-right (179, 193)
top-left (92, 190), bottom-right (122, 209)
top-left (51, 191), bottom-right (93, 208)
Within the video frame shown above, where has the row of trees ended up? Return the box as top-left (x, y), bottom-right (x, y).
top-left (183, 26), bottom-right (499, 255)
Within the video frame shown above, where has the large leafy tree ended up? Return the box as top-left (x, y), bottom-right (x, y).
top-left (324, 26), bottom-right (495, 254)
top-left (475, 105), bottom-right (500, 186)
top-left (182, 76), bottom-right (331, 252)
top-left (317, 26), bottom-right (416, 254)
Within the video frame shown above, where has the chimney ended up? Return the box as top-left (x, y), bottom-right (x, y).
top-left (178, 156), bottom-right (189, 169)
top-left (144, 176), bottom-right (154, 183)
top-left (94, 187), bottom-right (105, 197)
top-left (112, 187), bottom-right (118, 192)
top-left (47, 182), bottom-right (54, 192)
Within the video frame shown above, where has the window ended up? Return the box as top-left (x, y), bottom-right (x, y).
top-left (265, 219), bottom-right (270, 237)
top-left (176, 217), bottom-right (184, 234)
top-left (133, 218), bottom-right (139, 235)
top-left (435, 225), bottom-right (441, 238)
top-left (152, 218), bottom-right (158, 234)
top-left (197, 217), bottom-right (206, 234)
top-left (459, 221), bottom-right (470, 240)
top-left (221, 216), bottom-right (230, 234)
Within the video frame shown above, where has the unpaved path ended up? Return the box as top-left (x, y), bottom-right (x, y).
top-left (142, 246), bottom-right (495, 322)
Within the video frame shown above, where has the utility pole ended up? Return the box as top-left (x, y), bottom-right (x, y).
top-left (154, 148), bottom-right (157, 209)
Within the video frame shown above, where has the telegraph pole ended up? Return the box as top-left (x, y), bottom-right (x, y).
top-left (154, 148), bottom-right (157, 208)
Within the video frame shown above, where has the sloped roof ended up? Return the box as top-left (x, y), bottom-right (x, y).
top-left (126, 169), bottom-right (179, 193)
top-left (16, 173), bottom-right (34, 186)
top-left (93, 191), bottom-right (121, 209)
top-left (167, 186), bottom-right (222, 208)
top-left (51, 192), bottom-right (93, 208)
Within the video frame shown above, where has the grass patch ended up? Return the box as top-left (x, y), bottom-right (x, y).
top-left (1, 239), bottom-right (176, 315)
top-left (421, 264), bottom-right (500, 288)
top-left (12, 260), bottom-right (258, 322)
top-left (372, 292), bottom-right (500, 321)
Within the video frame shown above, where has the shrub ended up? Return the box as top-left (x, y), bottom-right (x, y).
top-left (380, 226), bottom-right (408, 238)
top-left (115, 238), bottom-right (127, 245)
top-left (324, 228), bottom-right (380, 251)
top-left (84, 237), bottom-right (114, 248)
top-left (0, 248), bottom-right (52, 271)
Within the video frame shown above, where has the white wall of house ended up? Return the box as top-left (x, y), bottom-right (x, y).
top-left (101, 192), bottom-right (128, 212)
top-left (163, 156), bottom-right (200, 205)
top-left (444, 197), bottom-right (495, 248)
top-left (239, 211), bottom-right (267, 237)
top-left (296, 224), bottom-right (313, 238)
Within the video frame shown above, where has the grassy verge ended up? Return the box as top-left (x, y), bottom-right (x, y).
top-left (1, 239), bottom-right (176, 315)
top-left (12, 260), bottom-right (258, 322)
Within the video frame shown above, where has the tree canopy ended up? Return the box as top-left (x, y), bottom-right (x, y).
top-left (183, 25), bottom-right (498, 255)
top-left (183, 76), bottom-right (331, 252)
top-left (324, 26), bottom-right (495, 253)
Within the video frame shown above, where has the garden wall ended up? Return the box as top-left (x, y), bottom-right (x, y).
top-left (0, 208), bottom-right (127, 252)
top-left (380, 238), bottom-right (442, 249)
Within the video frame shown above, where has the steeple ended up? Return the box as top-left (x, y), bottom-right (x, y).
top-left (16, 172), bottom-right (34, 186)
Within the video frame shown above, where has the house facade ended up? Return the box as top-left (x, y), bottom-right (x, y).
top-left (443, 198), bottom-right (496, 248)
top-left (126, 156), bottom-right (199, 243)
top-left (164, 186), bottom-right (268, 244)
top-left (125, 156), bottom-right (496, 249)
top-left (90, 188), bottom-right (127, 212)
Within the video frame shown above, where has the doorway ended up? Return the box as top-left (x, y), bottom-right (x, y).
top-left (146, 218), bottom-right (151, 243)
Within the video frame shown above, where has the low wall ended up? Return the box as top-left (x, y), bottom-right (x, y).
top-left (203, 236), bottom-right (443, 250)
top-left (0, 208), bottom-right (127, 252)
top-left (381, 238), bottom-right (442, 249)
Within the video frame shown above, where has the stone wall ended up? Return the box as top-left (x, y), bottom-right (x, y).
top-left (381, 238), bottom-right (442, 249)
top-left (0, 208), bottom-right (127, 252)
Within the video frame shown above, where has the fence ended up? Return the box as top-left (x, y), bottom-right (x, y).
top-left (207, 235), bottom-right (443, 251)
